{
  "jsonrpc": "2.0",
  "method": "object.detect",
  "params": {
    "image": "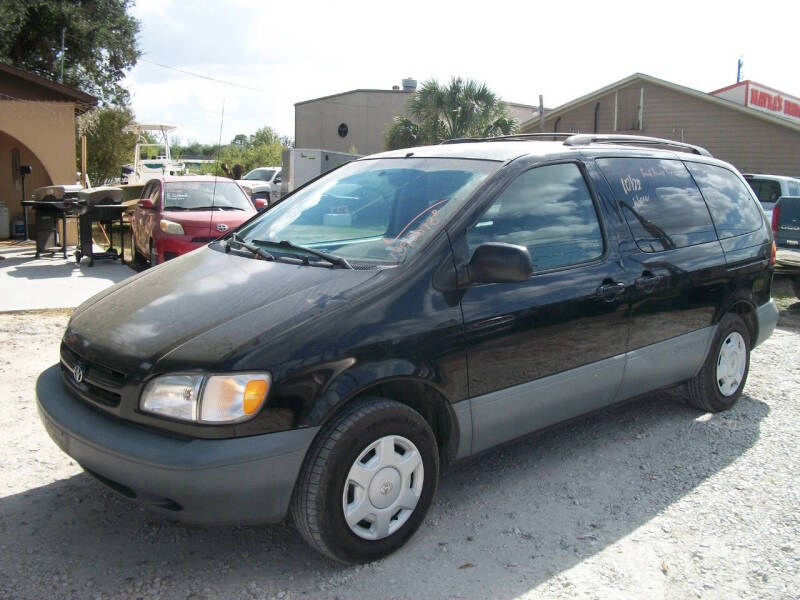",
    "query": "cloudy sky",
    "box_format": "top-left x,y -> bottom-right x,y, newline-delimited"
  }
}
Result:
124,0 -> 800,145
